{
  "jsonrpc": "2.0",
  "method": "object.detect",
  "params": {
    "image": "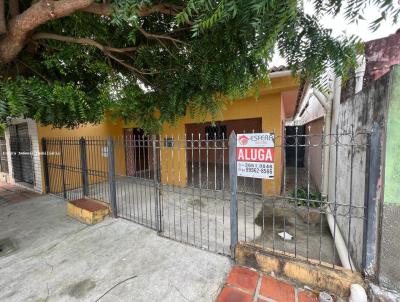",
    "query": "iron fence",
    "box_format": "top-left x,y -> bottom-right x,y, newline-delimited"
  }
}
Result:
42,125 -> 380,272
0,137 -> 8,174
235,127 -> 372,271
